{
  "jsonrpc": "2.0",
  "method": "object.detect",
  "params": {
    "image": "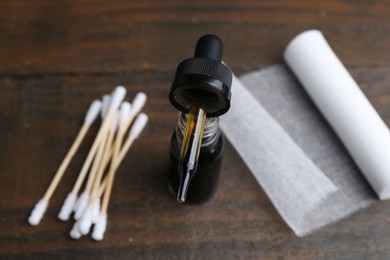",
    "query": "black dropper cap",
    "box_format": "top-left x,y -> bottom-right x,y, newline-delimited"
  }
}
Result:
169,34 -> 232,117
